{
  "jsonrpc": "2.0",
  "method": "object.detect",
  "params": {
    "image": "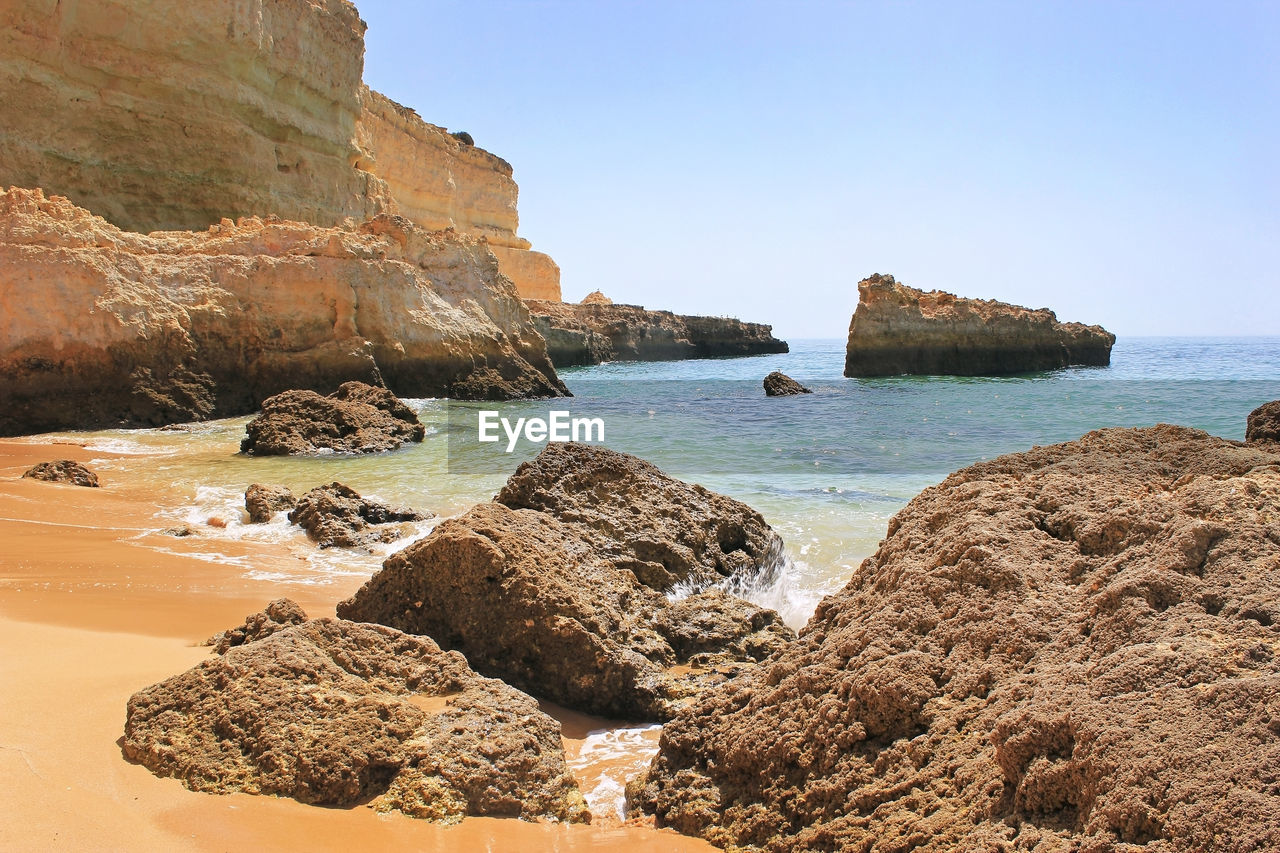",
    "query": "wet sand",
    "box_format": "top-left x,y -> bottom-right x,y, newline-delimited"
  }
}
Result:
0,439 -> 714,851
